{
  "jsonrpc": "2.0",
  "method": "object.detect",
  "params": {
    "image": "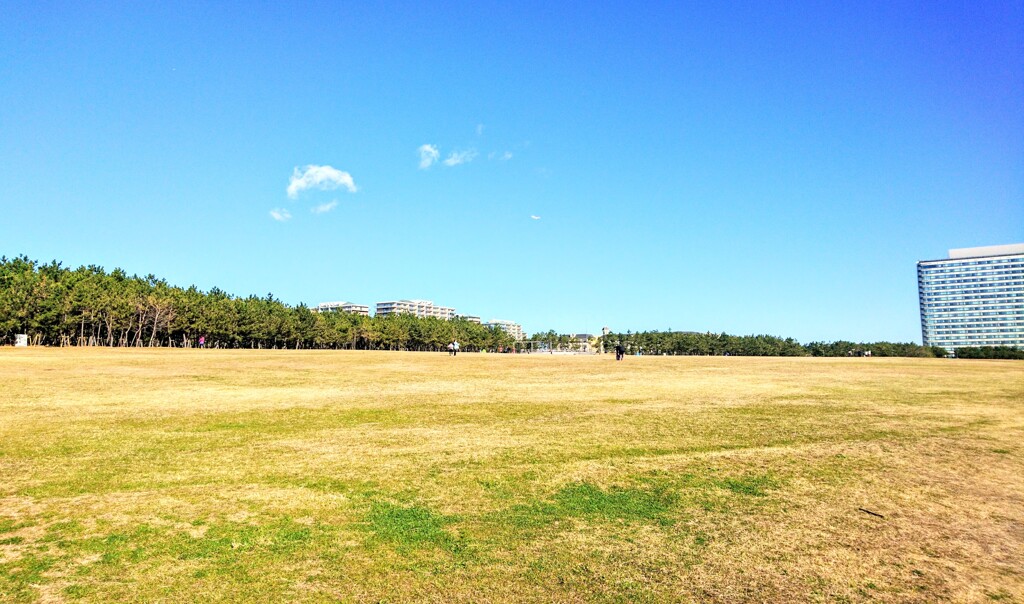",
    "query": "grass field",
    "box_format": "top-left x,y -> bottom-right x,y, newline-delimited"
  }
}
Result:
0,349 -> 1021,603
